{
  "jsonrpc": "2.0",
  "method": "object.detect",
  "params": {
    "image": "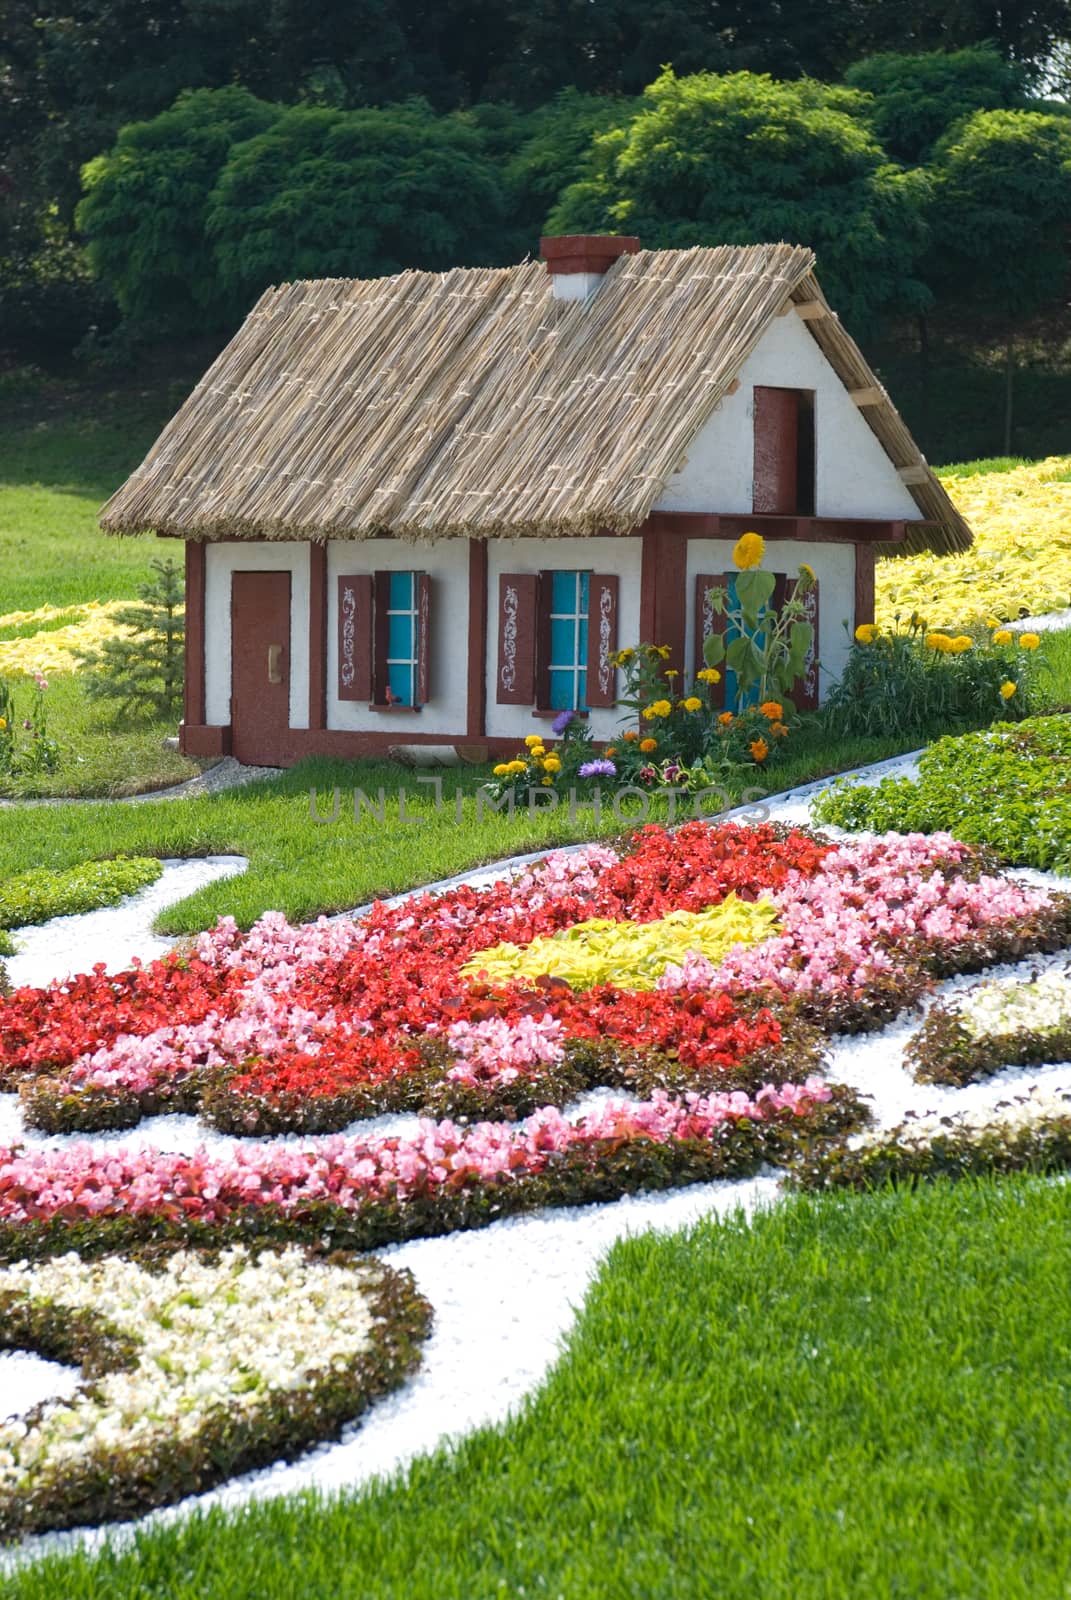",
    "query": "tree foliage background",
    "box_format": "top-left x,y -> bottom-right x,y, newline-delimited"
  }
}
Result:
4,2 -> 1071,454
